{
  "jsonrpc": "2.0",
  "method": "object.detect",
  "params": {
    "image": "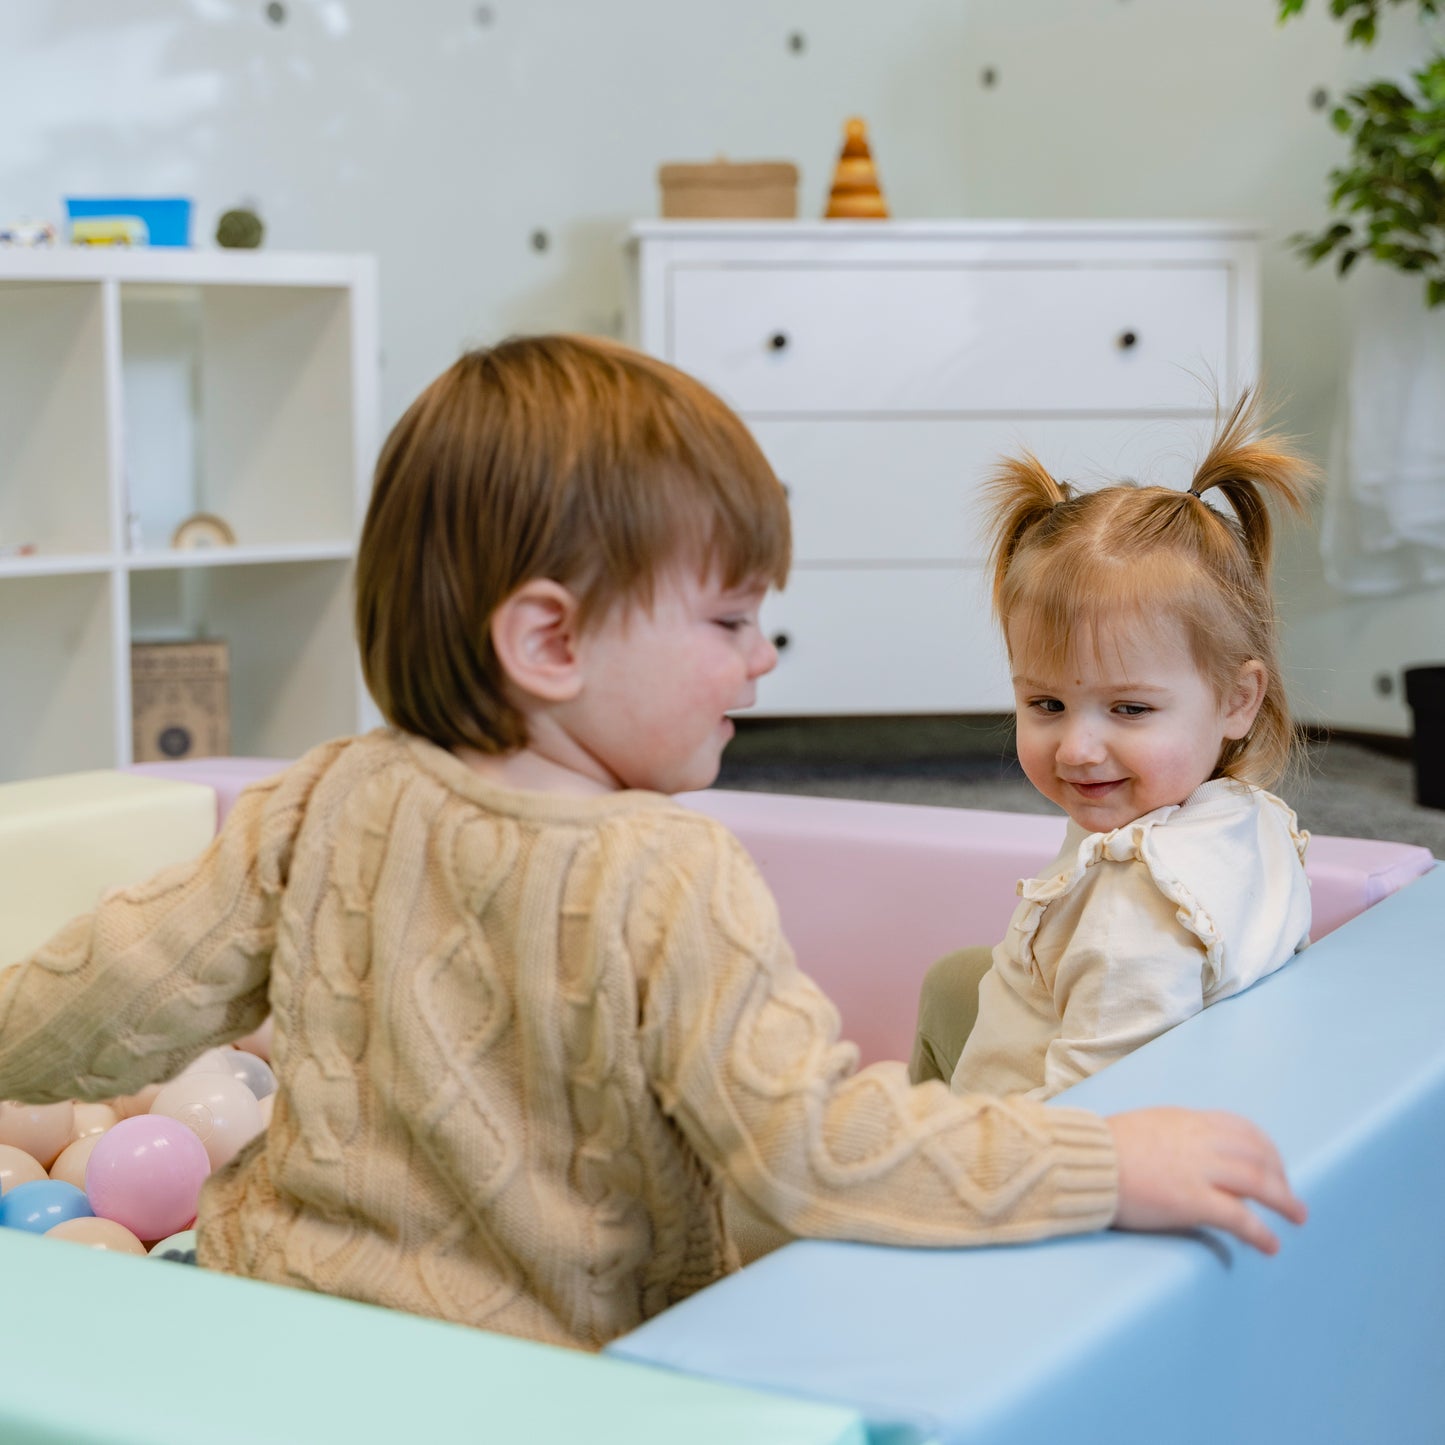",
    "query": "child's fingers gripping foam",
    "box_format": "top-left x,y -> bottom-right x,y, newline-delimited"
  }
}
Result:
1107,1107 -> 1307,1255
